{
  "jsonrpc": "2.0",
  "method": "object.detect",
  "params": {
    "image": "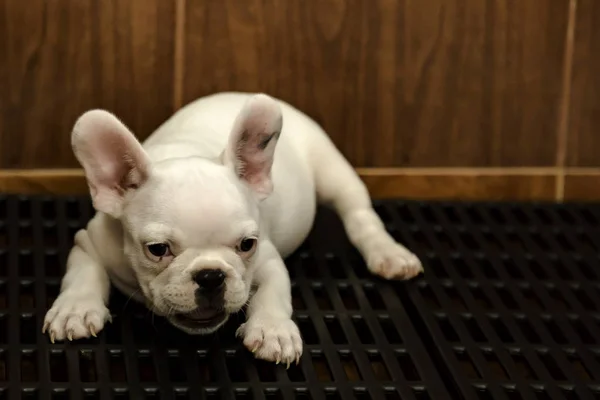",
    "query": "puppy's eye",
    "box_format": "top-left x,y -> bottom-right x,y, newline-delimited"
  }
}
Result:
237,237 -> 257,254
146,243 -> 171,259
